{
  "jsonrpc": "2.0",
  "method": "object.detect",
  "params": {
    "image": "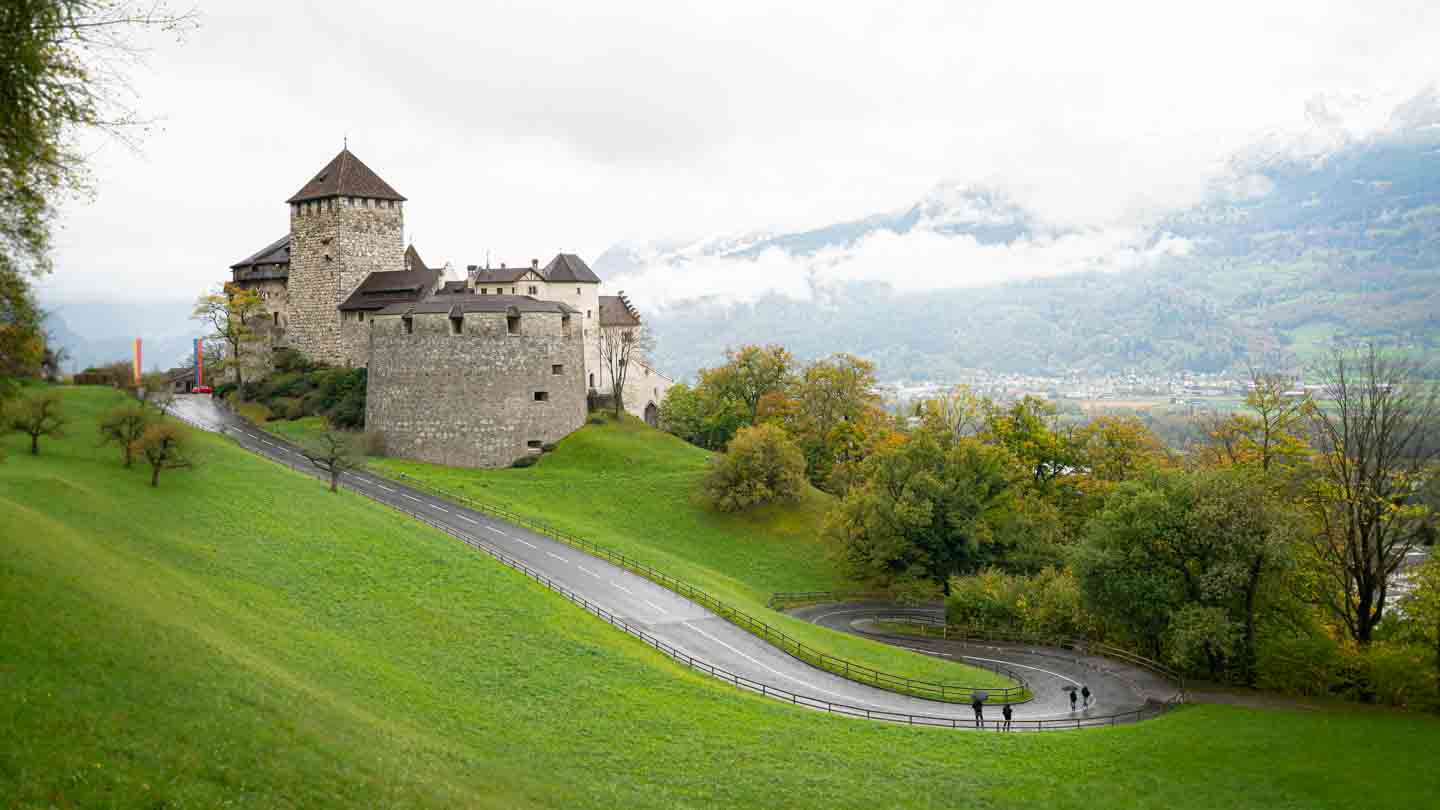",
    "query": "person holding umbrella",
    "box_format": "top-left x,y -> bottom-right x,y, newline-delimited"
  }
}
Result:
1081,684 -> 1092,708
1001,702 -> 1013,731
971,689 -> 988,728
1064,684 -> 1078,711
